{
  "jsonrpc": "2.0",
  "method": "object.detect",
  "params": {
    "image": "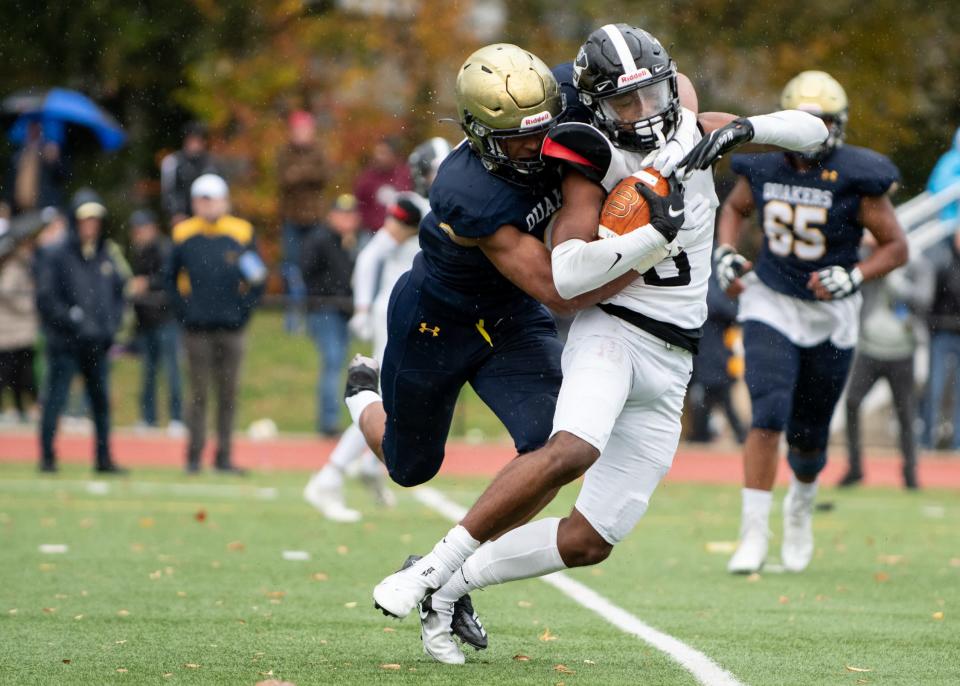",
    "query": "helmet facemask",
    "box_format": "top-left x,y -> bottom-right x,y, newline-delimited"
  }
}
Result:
796,111 -> 848,162
583,71 -> 679,153
462,110 -> 560,186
